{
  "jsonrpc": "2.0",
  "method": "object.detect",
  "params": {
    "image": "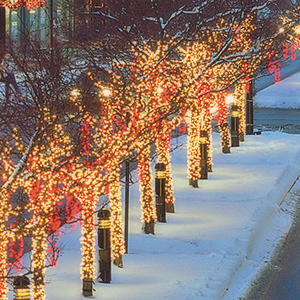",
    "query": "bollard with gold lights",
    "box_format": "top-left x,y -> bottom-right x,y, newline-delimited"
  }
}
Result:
97,208 -> 111,284
13,275 -> 30,300
199,131 -> 208,179
155,163 -> 166,223
231,105 -> 239,147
